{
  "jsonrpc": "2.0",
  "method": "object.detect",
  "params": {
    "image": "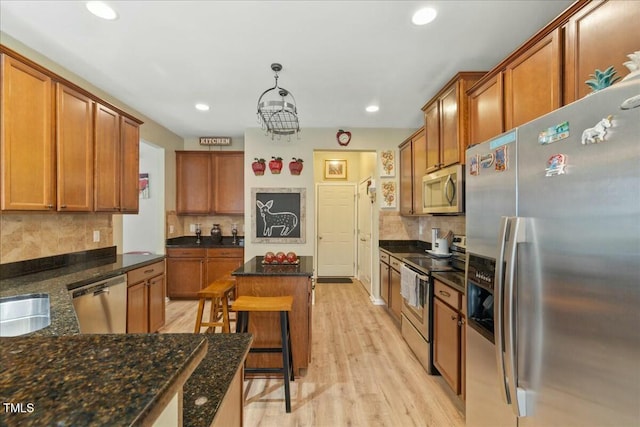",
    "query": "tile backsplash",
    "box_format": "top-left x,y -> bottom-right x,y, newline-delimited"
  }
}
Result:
379,211 -> 465,242
166,211 -> 245,238
0,213 -> 113,264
